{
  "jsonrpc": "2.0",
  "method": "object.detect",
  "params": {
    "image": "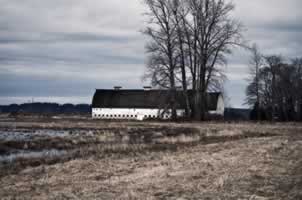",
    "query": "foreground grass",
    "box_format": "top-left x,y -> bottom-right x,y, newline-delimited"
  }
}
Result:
0,119 -> 302,199
1,138 -> 302,199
